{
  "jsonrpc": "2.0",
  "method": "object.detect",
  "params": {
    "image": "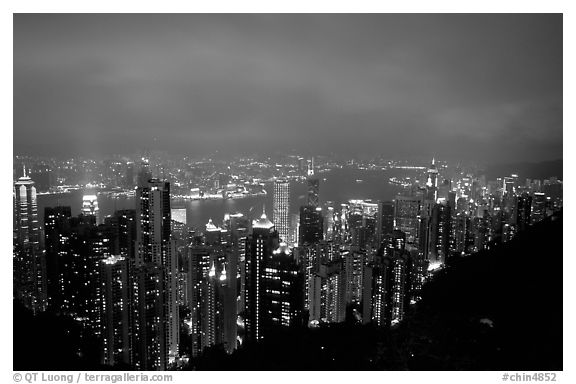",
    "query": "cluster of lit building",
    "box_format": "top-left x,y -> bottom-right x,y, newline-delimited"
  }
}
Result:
13,156 -> 562,370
